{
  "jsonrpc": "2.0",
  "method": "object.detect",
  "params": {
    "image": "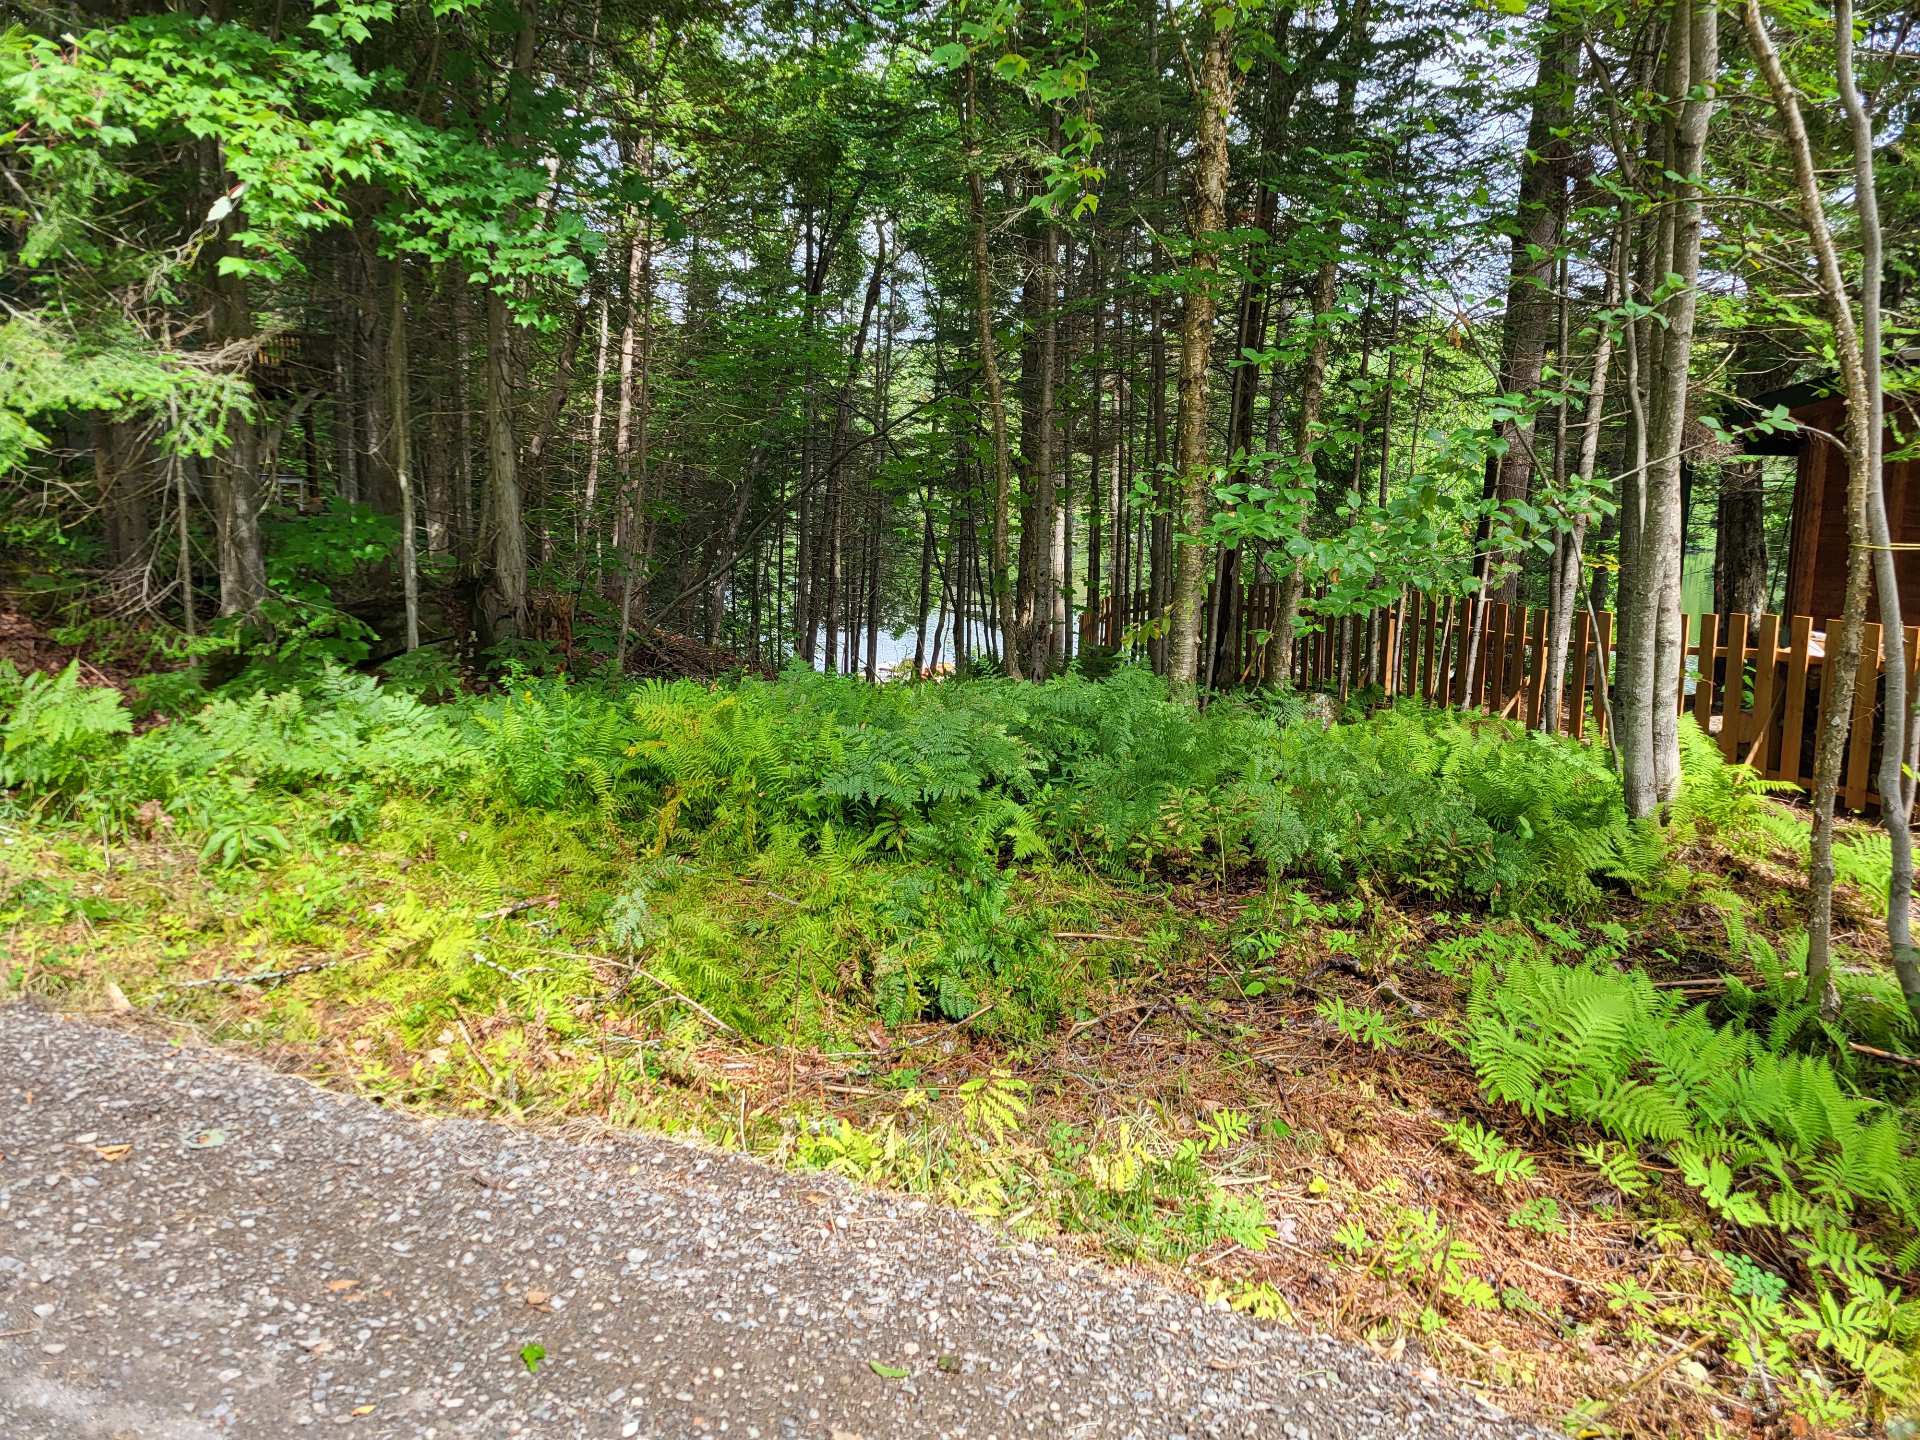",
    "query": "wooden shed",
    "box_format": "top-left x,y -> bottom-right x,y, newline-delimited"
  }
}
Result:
1749,383 -> 1920,627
